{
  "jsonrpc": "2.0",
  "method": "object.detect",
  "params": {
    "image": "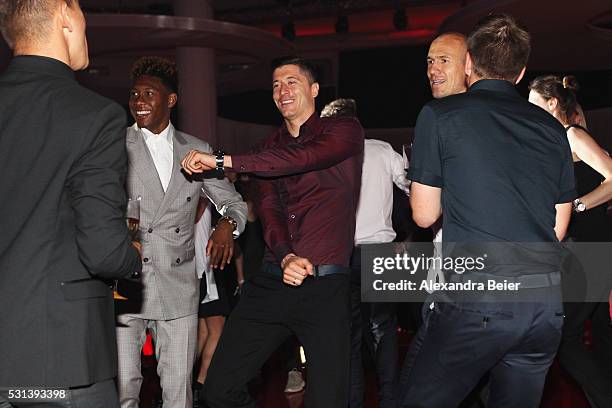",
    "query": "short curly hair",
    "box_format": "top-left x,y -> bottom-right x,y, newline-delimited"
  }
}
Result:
131,56 -> 178,93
